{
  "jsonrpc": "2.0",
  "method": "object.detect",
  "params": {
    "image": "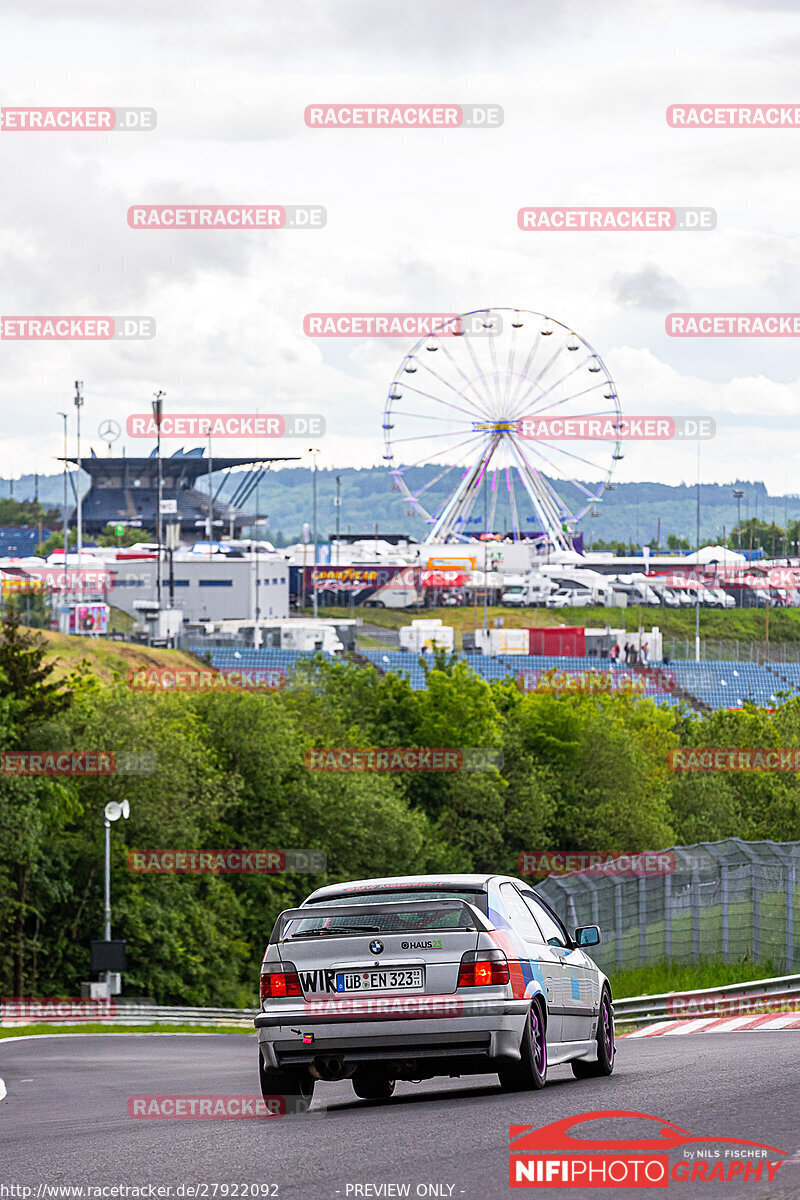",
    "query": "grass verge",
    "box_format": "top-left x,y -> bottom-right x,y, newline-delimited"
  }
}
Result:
317,604 -> 800,651
0,1022 -> 253,1038
608,958 -> 784,999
